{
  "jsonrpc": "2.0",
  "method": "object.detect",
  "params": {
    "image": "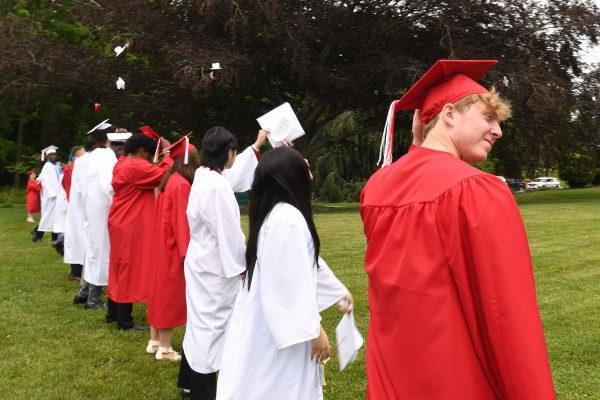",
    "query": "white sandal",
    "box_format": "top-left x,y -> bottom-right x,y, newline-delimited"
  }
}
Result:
146,340 -> 160,354
155,346 -> 182,362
